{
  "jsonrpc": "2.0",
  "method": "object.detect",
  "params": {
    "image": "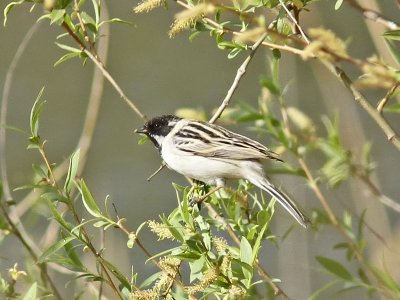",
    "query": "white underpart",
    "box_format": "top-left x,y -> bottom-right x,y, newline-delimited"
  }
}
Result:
160,119 -> 309,227
160,120 -> 263,185
152,135 -> 165,147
